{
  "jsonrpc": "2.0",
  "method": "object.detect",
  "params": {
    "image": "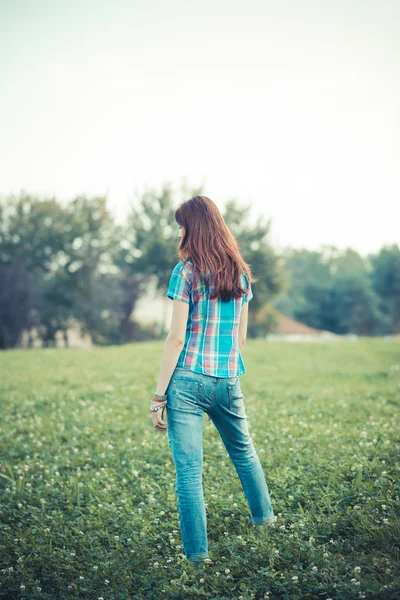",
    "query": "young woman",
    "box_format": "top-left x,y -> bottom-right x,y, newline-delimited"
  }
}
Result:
150,195 -> 276,564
